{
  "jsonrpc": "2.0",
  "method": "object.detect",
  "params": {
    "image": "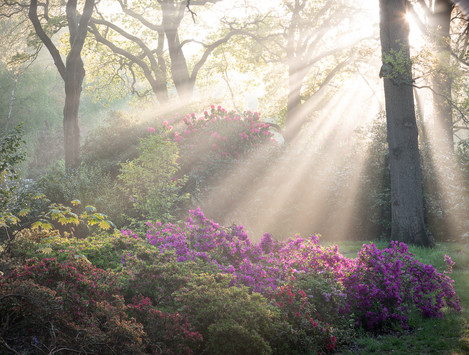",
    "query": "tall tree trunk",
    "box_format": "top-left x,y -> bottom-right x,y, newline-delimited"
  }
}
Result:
284,63 -> 306,144
28,0 -> 95,171
161,1 -> 193,99
431,0 -> 454,148
379,0 -> 432,246
63,55 -> 85,170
